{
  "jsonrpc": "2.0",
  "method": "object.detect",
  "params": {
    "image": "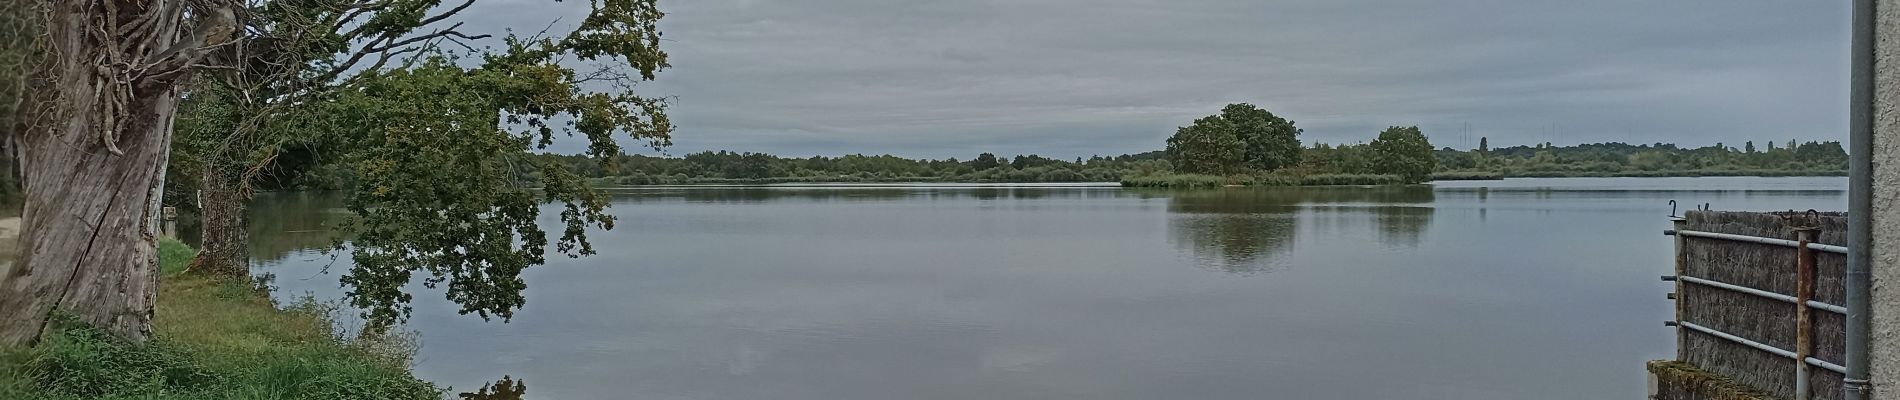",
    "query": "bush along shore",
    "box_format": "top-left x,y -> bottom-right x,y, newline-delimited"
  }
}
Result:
0,239 -> 441,400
